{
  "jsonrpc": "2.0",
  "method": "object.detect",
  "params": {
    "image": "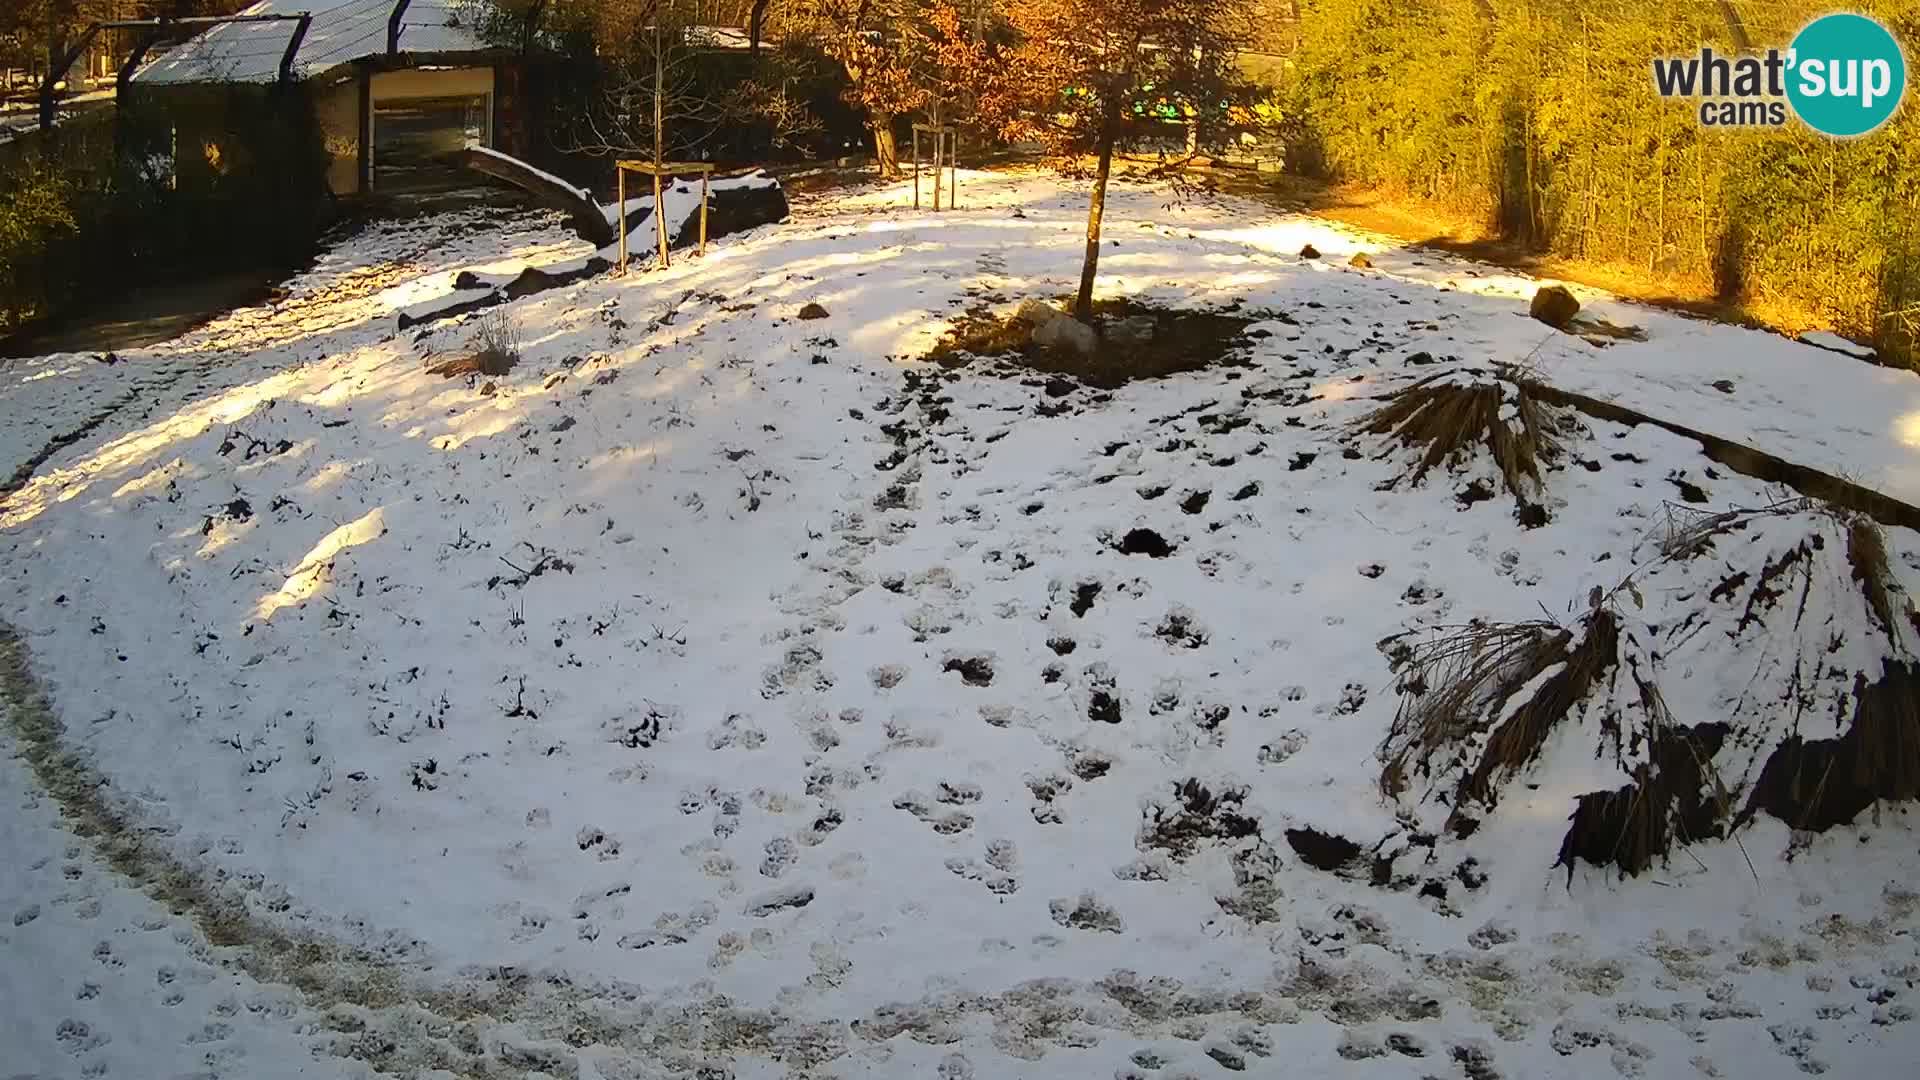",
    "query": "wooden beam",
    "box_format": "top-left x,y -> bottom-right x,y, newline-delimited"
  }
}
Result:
355,62 -> 372,194
98,14 -> 311,29
387,0 -> 413,56
39,24 -> 100,132
653,170 -> 668,267
280,14 -> 312,83
117,21 -> 167,98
